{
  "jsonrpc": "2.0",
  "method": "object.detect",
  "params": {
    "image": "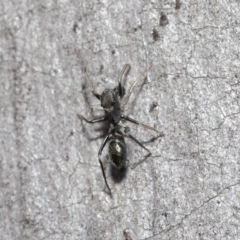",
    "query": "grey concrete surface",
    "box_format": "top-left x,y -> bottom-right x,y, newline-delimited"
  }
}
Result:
1,0 -> 240,239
